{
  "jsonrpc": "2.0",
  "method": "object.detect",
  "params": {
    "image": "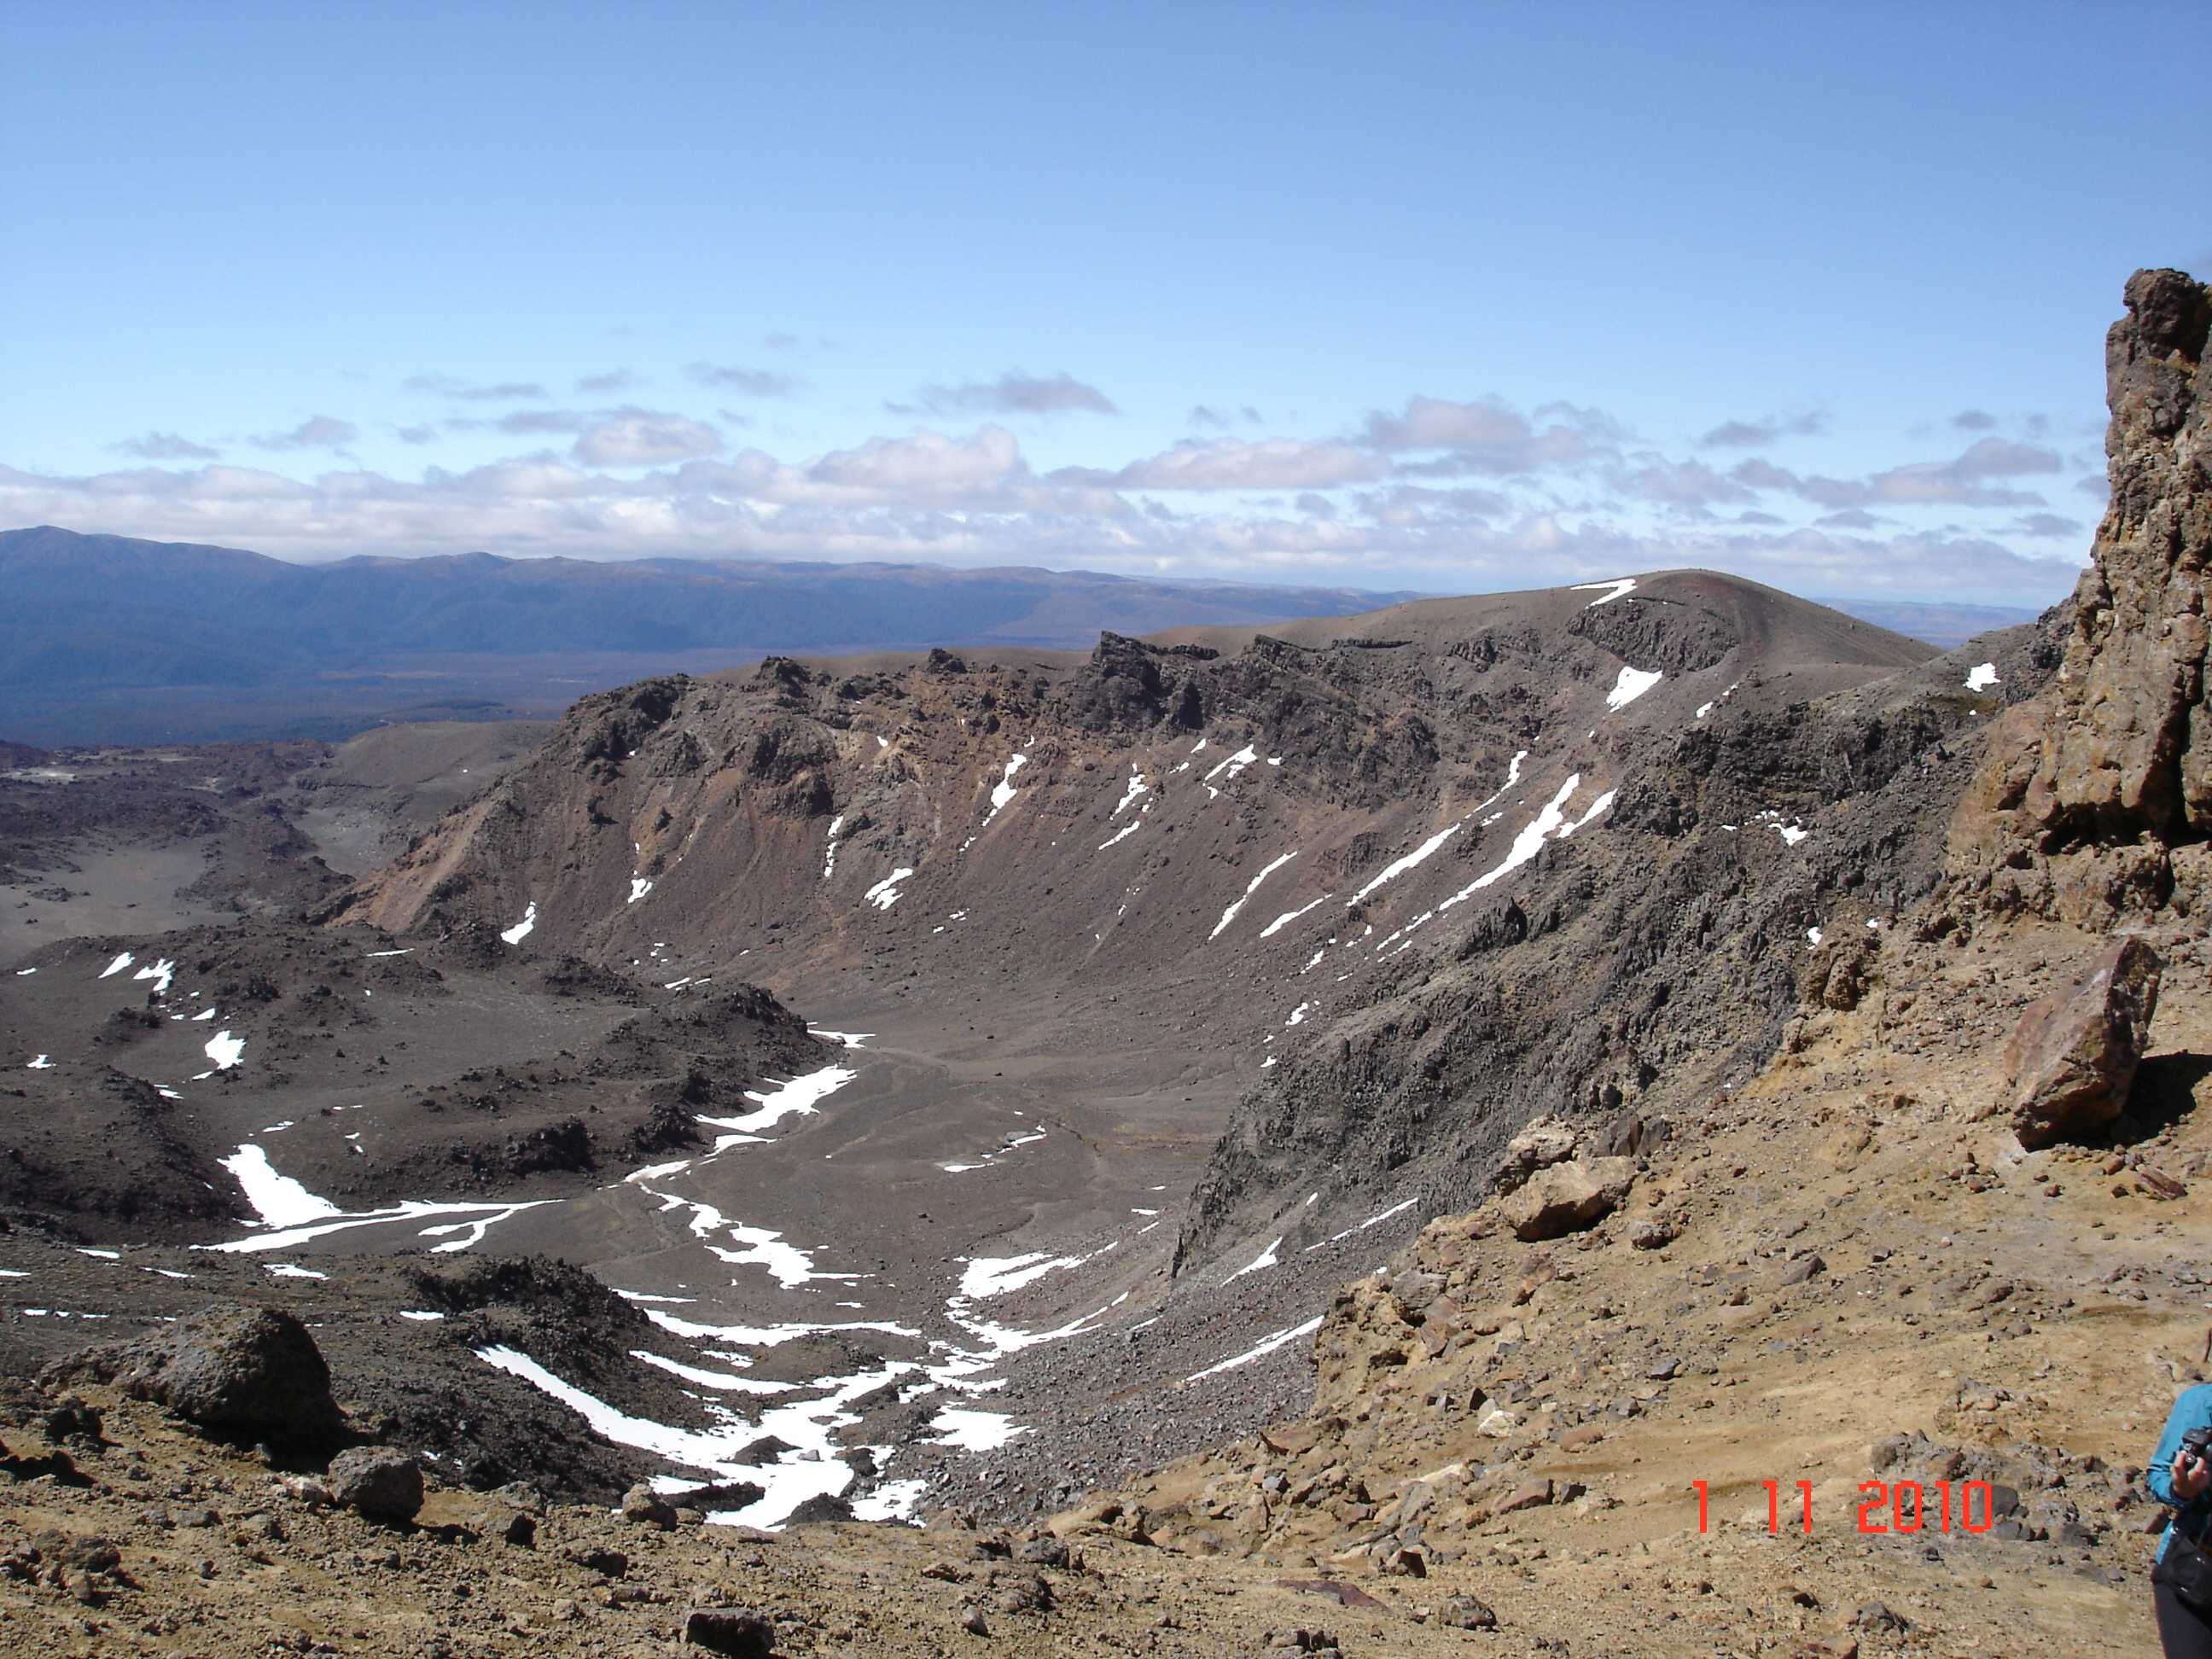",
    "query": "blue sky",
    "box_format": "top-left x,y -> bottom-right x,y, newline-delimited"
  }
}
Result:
3,2 -> 2204,603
